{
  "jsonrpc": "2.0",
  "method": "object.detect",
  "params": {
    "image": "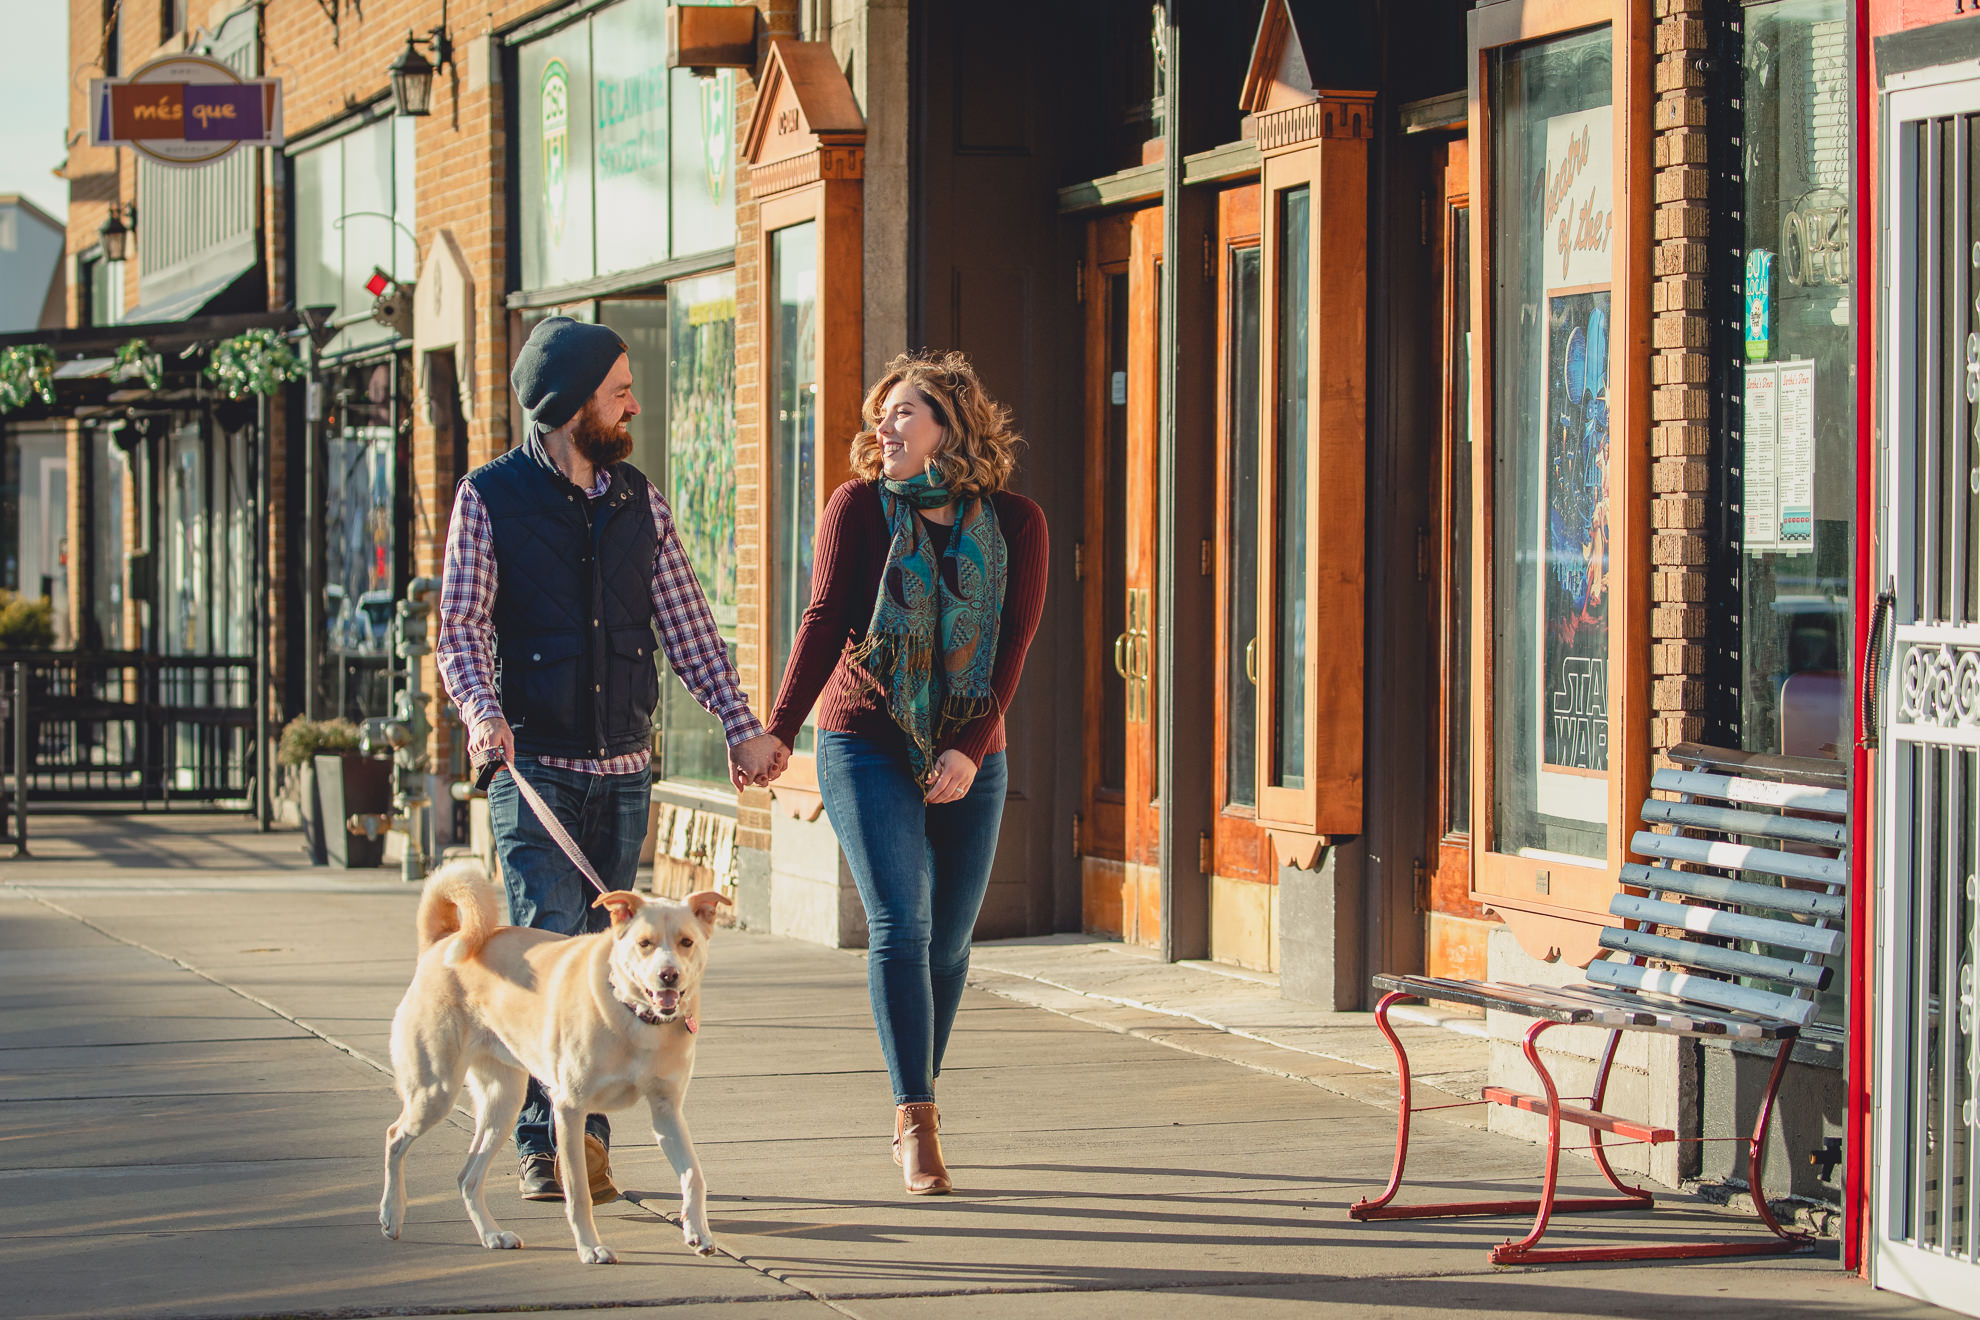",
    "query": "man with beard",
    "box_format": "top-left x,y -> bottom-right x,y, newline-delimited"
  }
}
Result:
437,316 -> 787,1203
